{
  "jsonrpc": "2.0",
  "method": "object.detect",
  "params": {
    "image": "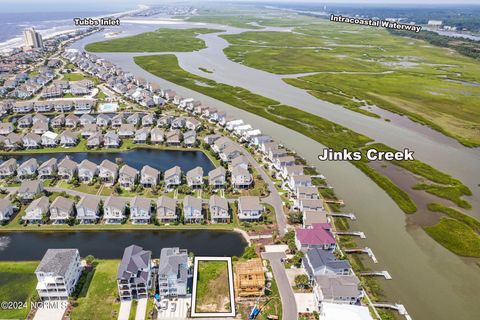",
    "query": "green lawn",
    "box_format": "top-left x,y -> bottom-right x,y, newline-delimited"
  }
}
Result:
85,28 -> 223,53
195,260 -> 231,313
424,218 -> 480,257
0,261 -> 38,319
62,72 -> 88,81
70,260 -> 120,320
221,20 -> 480,147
